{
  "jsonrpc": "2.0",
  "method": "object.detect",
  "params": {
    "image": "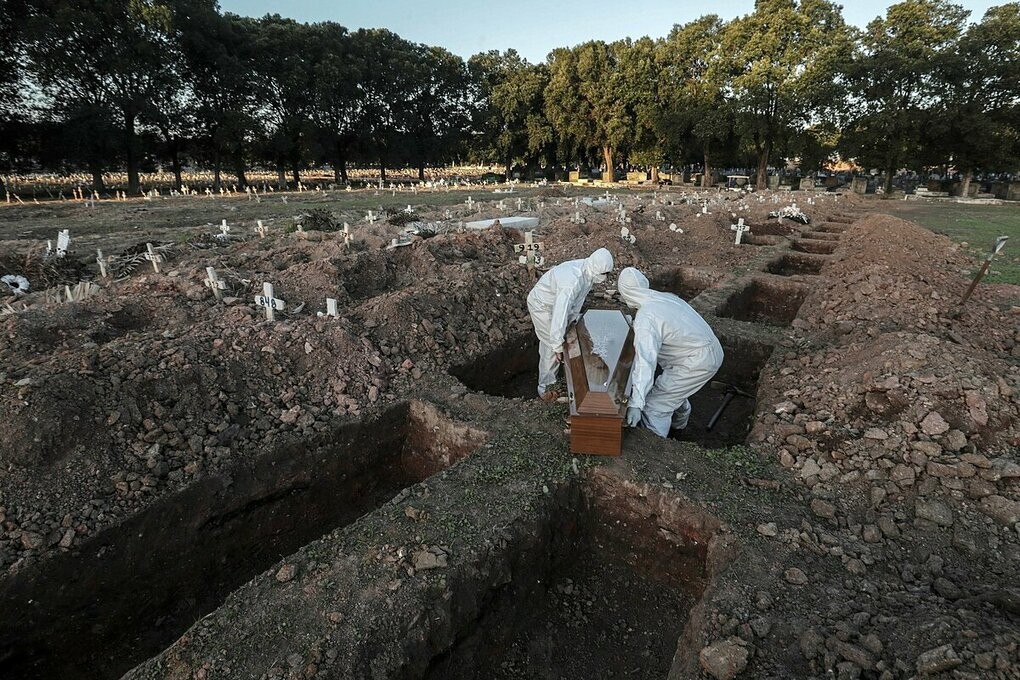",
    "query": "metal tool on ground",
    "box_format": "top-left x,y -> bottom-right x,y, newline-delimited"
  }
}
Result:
959,236 -> 1008,307
706,380 -> 755,431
